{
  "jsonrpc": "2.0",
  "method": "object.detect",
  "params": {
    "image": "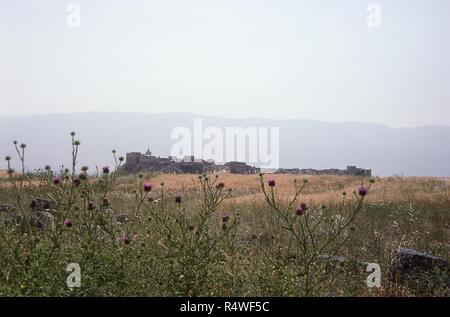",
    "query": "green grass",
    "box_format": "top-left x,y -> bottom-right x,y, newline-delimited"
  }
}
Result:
0,171 -> 448,297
